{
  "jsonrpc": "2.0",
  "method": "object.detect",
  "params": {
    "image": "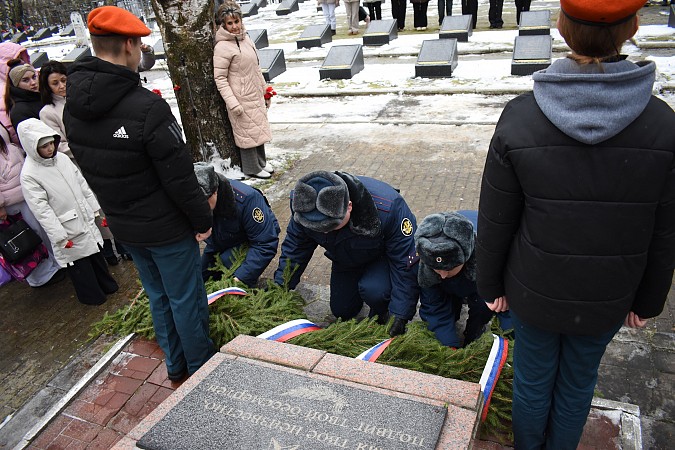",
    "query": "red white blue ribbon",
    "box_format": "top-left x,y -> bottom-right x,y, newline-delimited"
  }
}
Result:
257,319 -> 322,342
207,287 -> 248,305
355,338 -> 394,362
478,334 -> 509,422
